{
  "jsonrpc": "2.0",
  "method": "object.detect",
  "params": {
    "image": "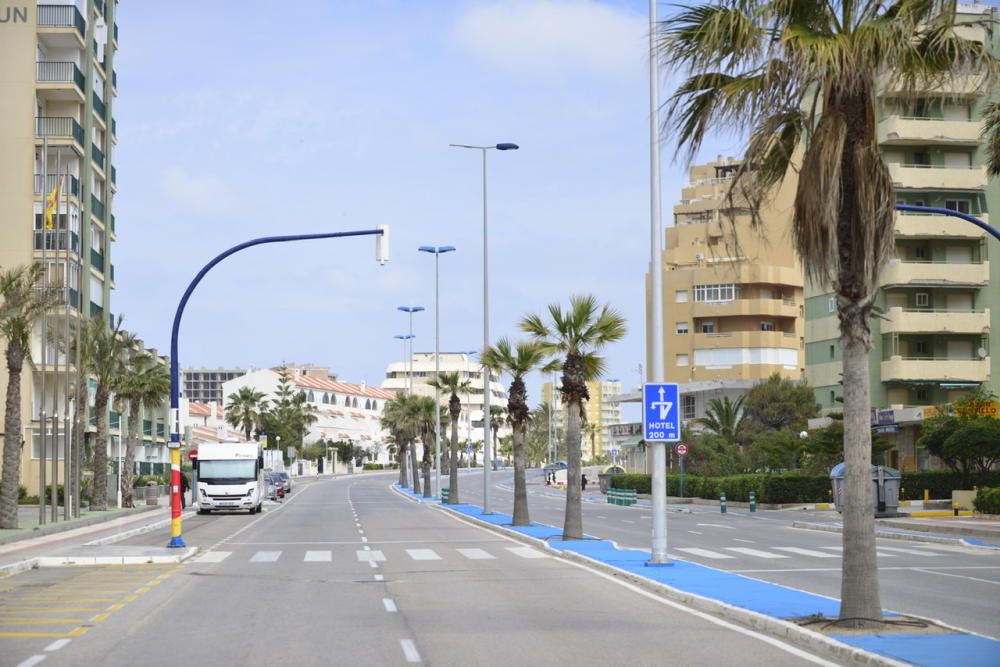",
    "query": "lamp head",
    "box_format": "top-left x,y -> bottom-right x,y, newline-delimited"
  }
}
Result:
496,143 -> 519,151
